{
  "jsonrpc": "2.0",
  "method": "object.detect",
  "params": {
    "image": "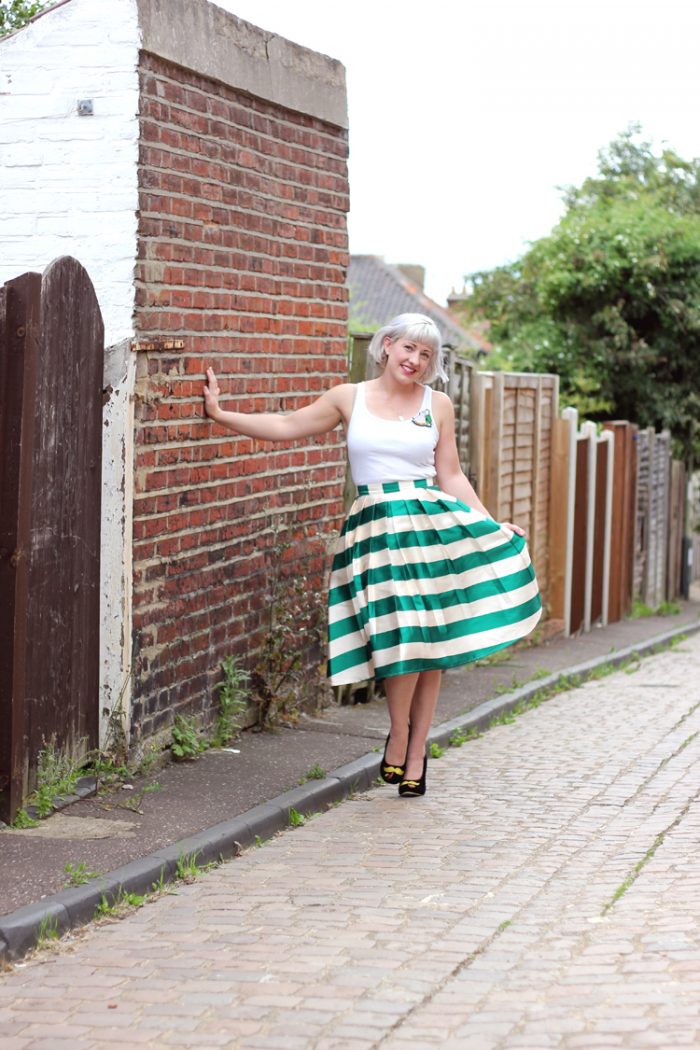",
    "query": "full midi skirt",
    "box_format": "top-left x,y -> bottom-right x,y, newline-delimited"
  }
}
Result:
327,478 -> 542,686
